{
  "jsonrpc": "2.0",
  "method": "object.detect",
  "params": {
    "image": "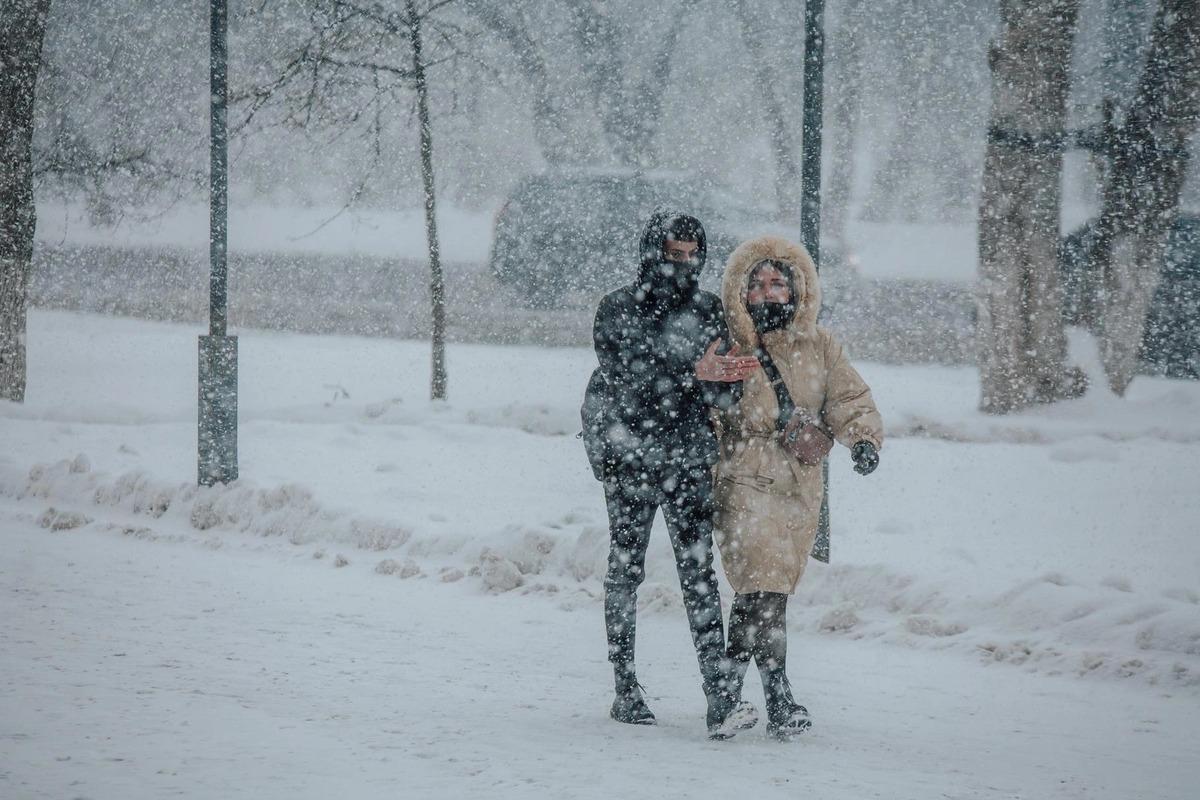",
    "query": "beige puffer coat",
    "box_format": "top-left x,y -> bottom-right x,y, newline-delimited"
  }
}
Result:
713,236 -> 883,595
